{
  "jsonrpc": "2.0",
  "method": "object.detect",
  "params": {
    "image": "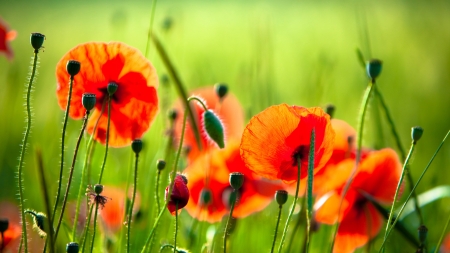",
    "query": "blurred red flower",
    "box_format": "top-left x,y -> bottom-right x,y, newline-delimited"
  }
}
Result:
0,202 -> 21,253
165,174 -> 190,215
172,86 -> 244,162
56,42 -> 159,147
0,18 -> 16,61
184,140 -> 281,223
314,148 -> 402,253
240,104 -> 335,183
